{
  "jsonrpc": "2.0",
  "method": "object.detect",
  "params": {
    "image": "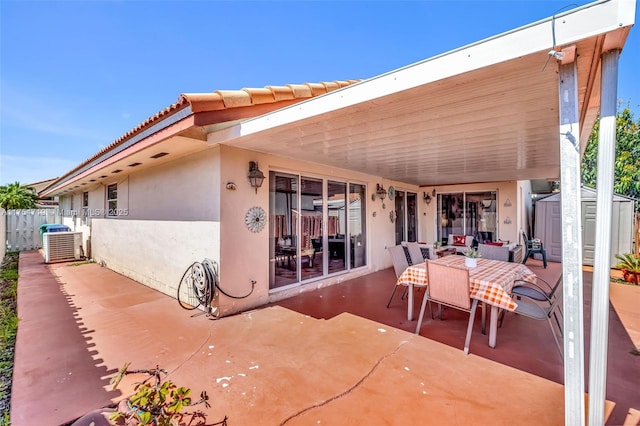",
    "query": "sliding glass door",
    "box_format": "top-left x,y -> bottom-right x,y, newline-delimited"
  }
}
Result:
437,191 -> 497,244
395,190 -> 418,245
269,171 -> 367,290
